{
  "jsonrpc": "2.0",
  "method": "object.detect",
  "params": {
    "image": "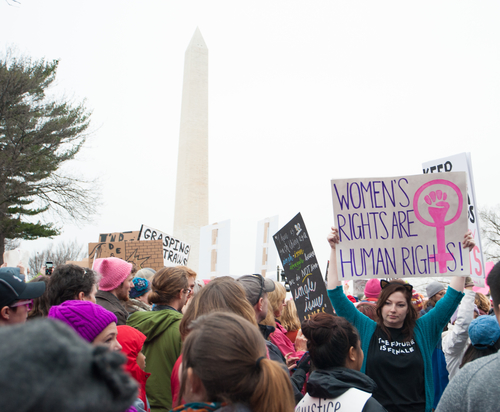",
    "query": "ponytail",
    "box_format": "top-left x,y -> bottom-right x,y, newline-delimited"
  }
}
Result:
250,357 -> 295,412
180,311 -> 295,412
